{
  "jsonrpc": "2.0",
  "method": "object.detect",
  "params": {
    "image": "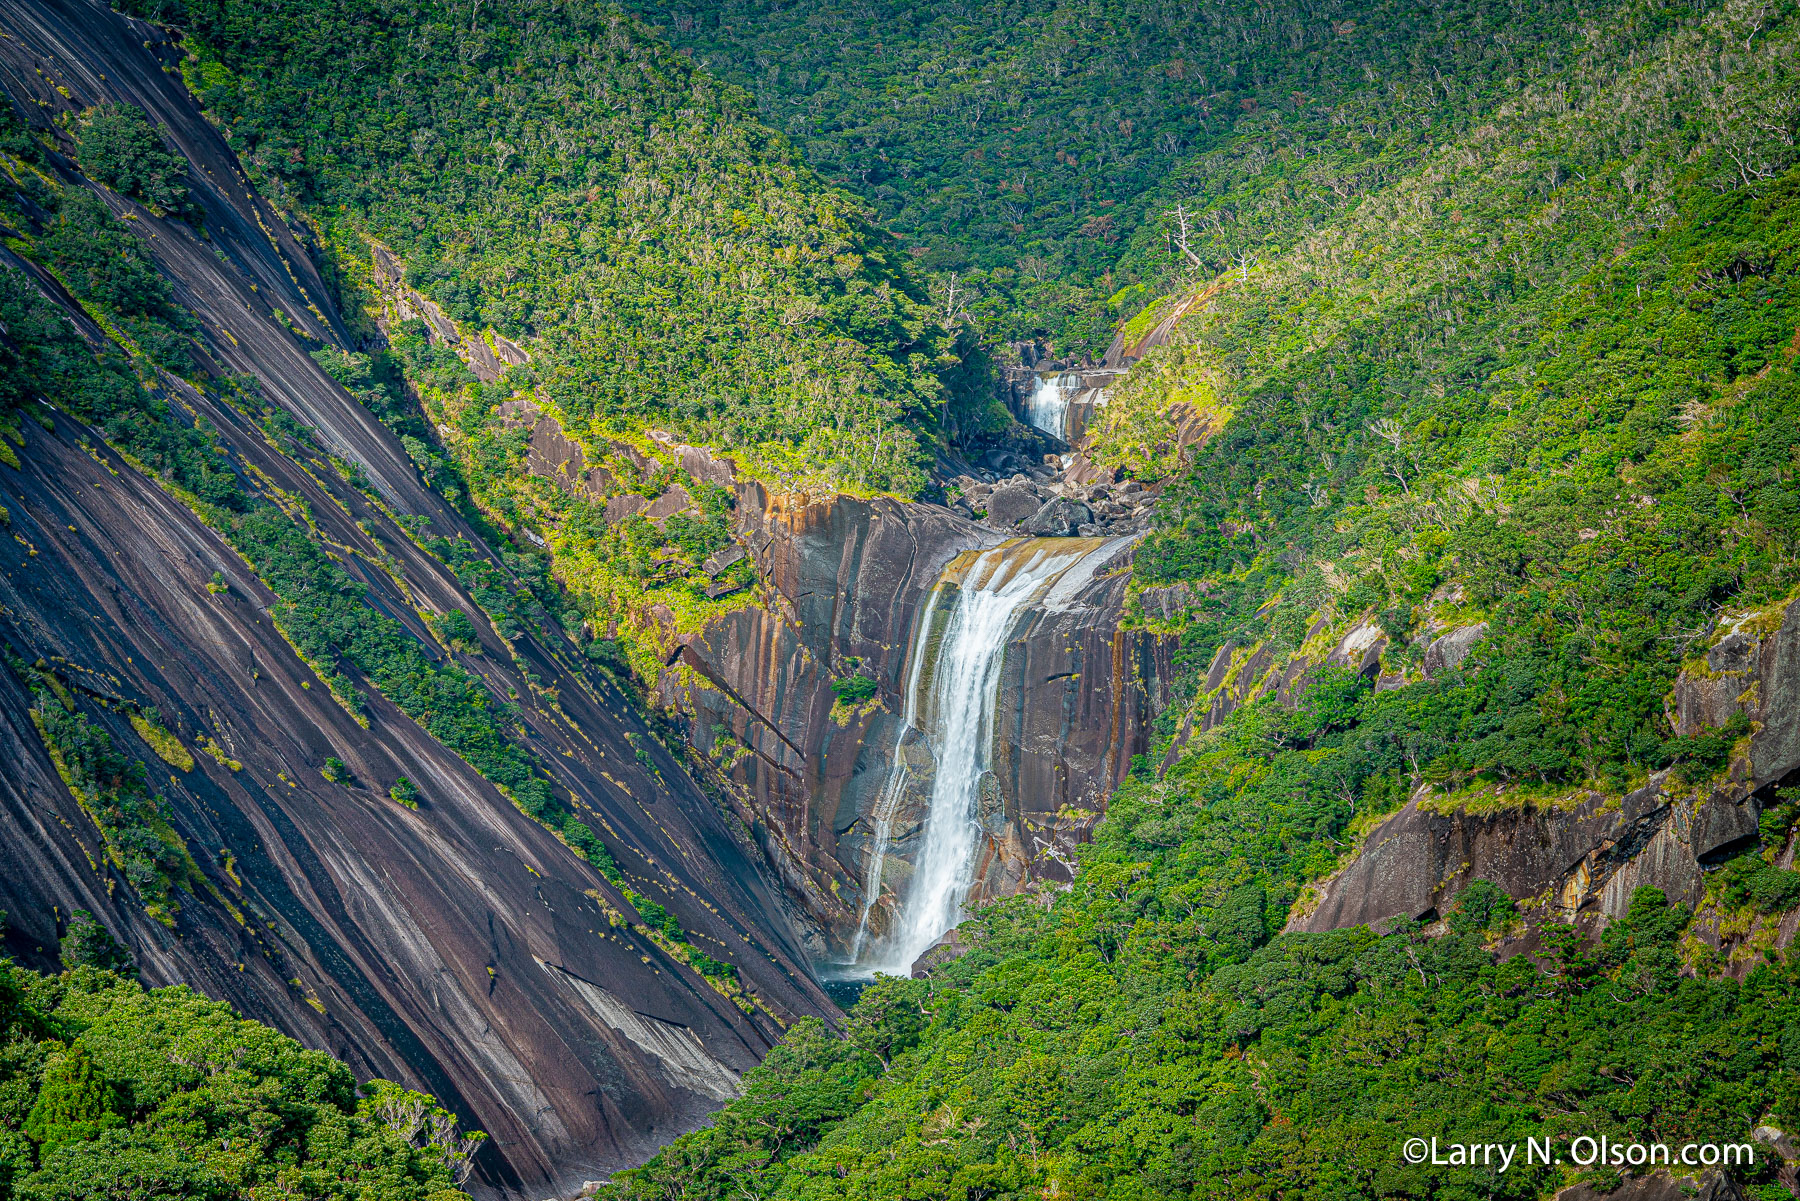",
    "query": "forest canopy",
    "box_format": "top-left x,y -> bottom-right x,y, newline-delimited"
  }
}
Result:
152,0 -> 982,495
